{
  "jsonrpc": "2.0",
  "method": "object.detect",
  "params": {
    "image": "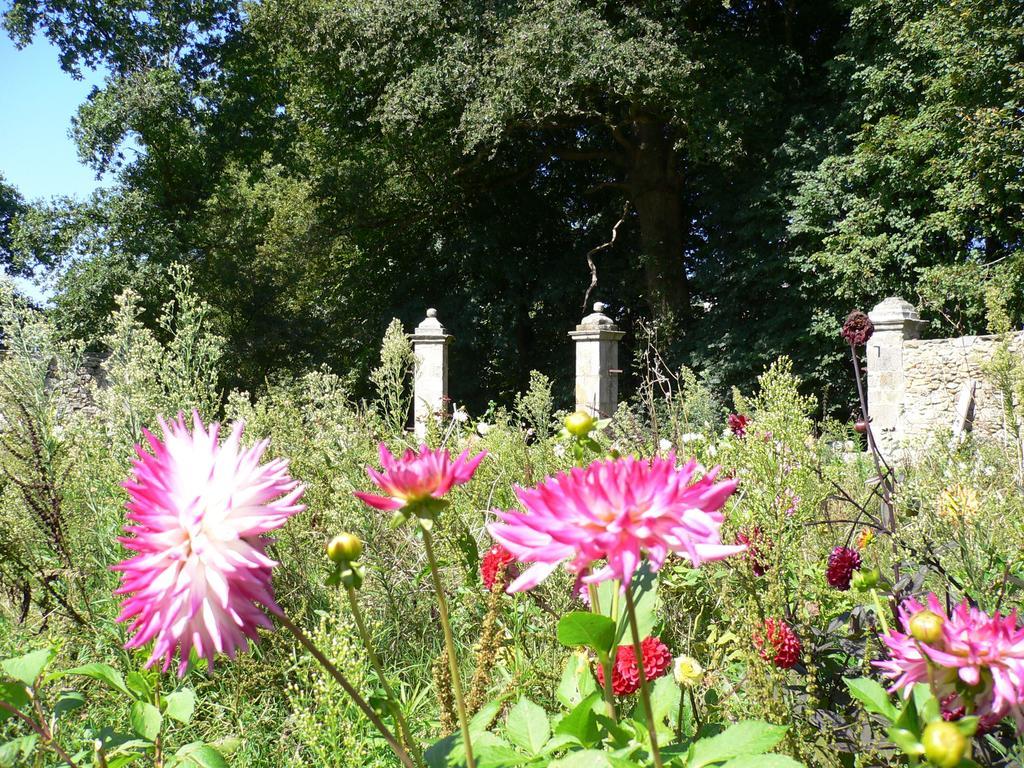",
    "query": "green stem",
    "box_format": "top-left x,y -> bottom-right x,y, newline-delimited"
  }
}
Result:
277,612 -> 416,768
589,583 -> 617,721
624,587 -> 663,768
345,585 -> 424,768
422,529 -> 476,768
869,589 -> 891,635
